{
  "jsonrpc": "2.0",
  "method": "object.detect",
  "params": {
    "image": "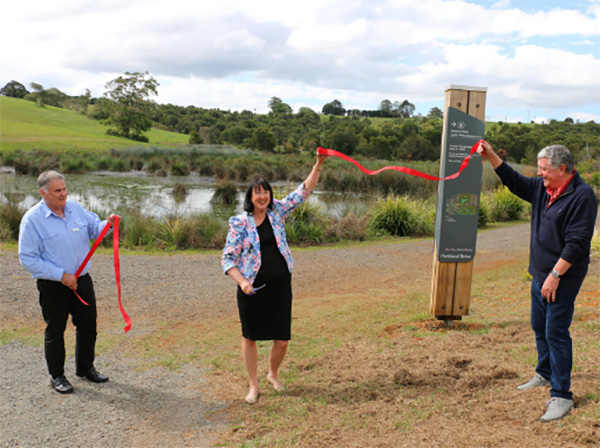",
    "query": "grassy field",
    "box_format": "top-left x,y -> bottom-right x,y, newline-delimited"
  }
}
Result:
0,96 -> 189,152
